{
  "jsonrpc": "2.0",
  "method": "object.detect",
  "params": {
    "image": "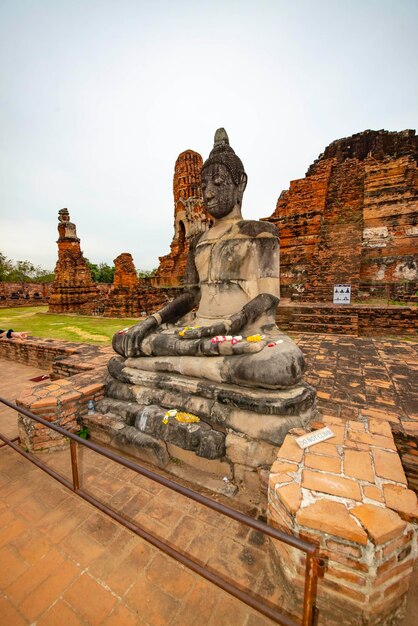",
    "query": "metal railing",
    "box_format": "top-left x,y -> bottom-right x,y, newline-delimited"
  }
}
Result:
0,396 -> 320,626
